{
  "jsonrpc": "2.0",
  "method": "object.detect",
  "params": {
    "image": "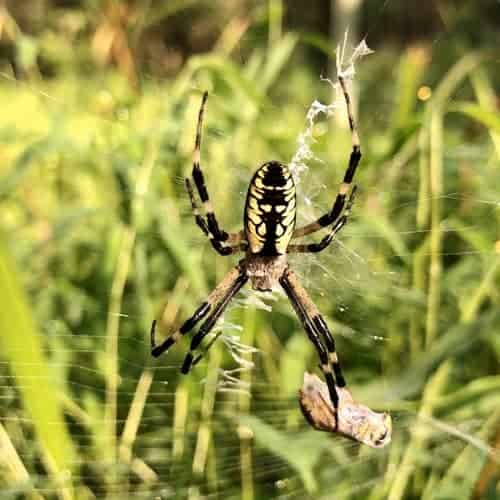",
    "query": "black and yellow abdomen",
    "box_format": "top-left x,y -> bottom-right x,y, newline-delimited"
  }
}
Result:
244,161 -> 296,255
